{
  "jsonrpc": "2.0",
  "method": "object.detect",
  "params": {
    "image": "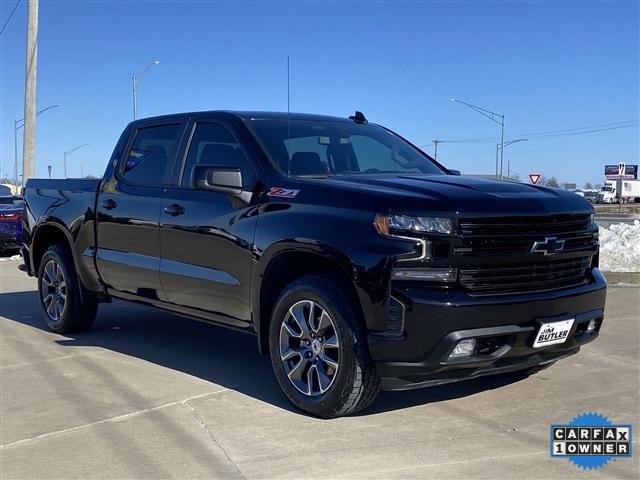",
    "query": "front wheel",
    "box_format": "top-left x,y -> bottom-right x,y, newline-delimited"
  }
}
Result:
37,245 -> 98,333
269,275 -> 380,418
